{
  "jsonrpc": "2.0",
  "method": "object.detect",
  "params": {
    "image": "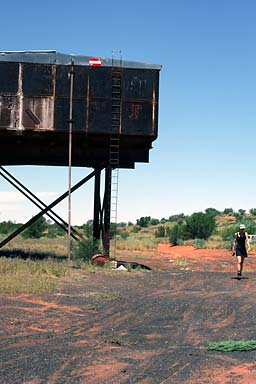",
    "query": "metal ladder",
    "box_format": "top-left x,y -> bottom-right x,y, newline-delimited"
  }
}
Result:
109,51 -> 122,259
